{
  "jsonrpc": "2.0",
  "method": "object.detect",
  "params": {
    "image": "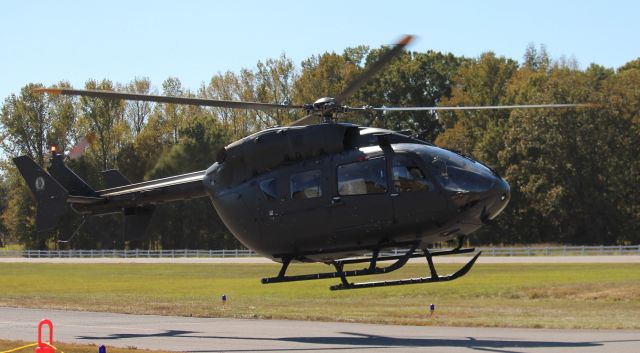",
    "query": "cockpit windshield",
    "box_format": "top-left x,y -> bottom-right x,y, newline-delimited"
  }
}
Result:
395,144 -> 496,193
